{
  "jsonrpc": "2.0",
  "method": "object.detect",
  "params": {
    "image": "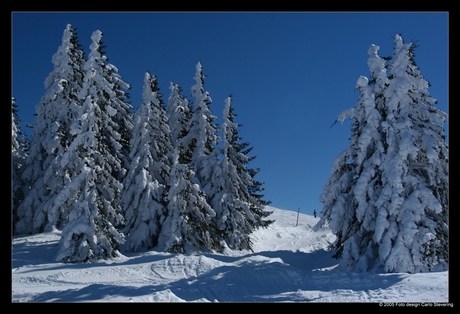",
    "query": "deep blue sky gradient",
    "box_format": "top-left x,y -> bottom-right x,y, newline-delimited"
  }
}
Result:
11,12 -> 449,215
